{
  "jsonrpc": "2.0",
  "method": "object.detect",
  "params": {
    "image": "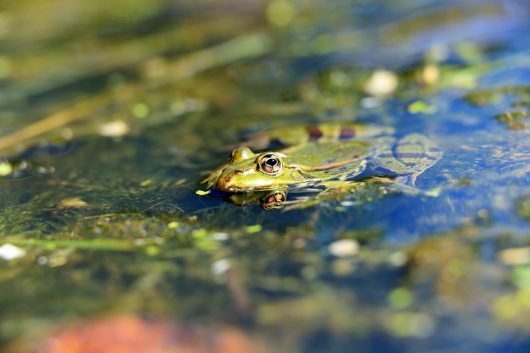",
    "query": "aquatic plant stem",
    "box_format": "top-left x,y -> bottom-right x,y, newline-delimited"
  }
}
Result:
0,95 -> 110,153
